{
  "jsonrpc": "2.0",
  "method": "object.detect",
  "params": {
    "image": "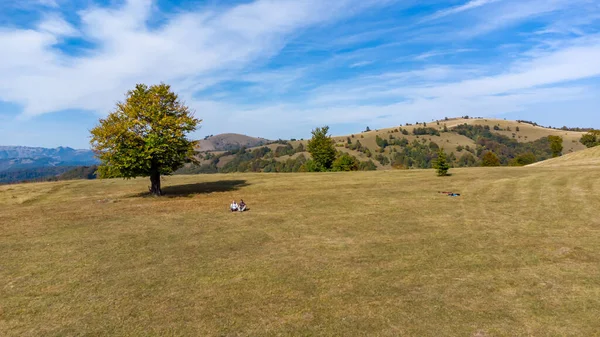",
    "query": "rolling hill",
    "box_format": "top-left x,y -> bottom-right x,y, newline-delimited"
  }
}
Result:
196,133 -> 269,152
188,117 -> 592,173
528,145 -> 600,167
2,117 -> 595,183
